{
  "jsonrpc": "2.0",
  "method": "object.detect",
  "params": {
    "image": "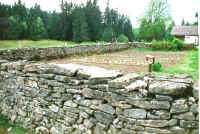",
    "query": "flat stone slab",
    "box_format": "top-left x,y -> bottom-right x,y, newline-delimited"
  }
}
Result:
108,73 -> 142,88
54,63 -> 122,79
149,80 -> 192,96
